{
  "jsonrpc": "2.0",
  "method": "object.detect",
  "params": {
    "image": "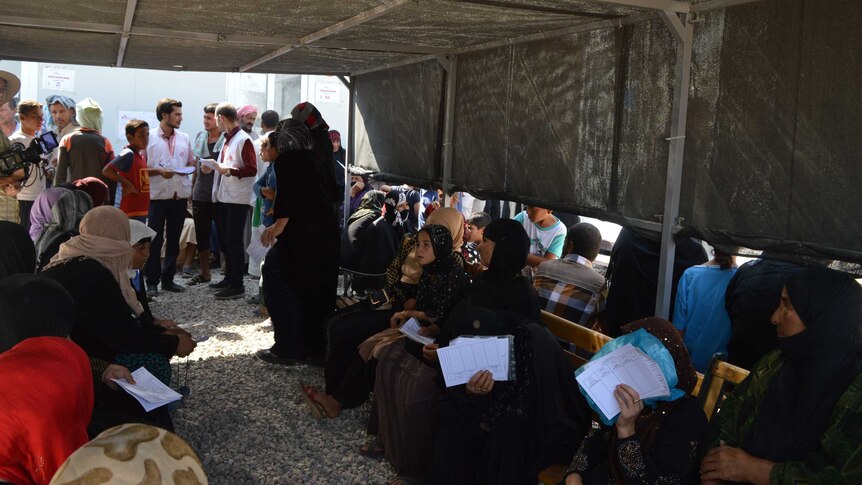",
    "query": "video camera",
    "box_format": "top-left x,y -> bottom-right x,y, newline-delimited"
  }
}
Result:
0,131 -> 58,178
